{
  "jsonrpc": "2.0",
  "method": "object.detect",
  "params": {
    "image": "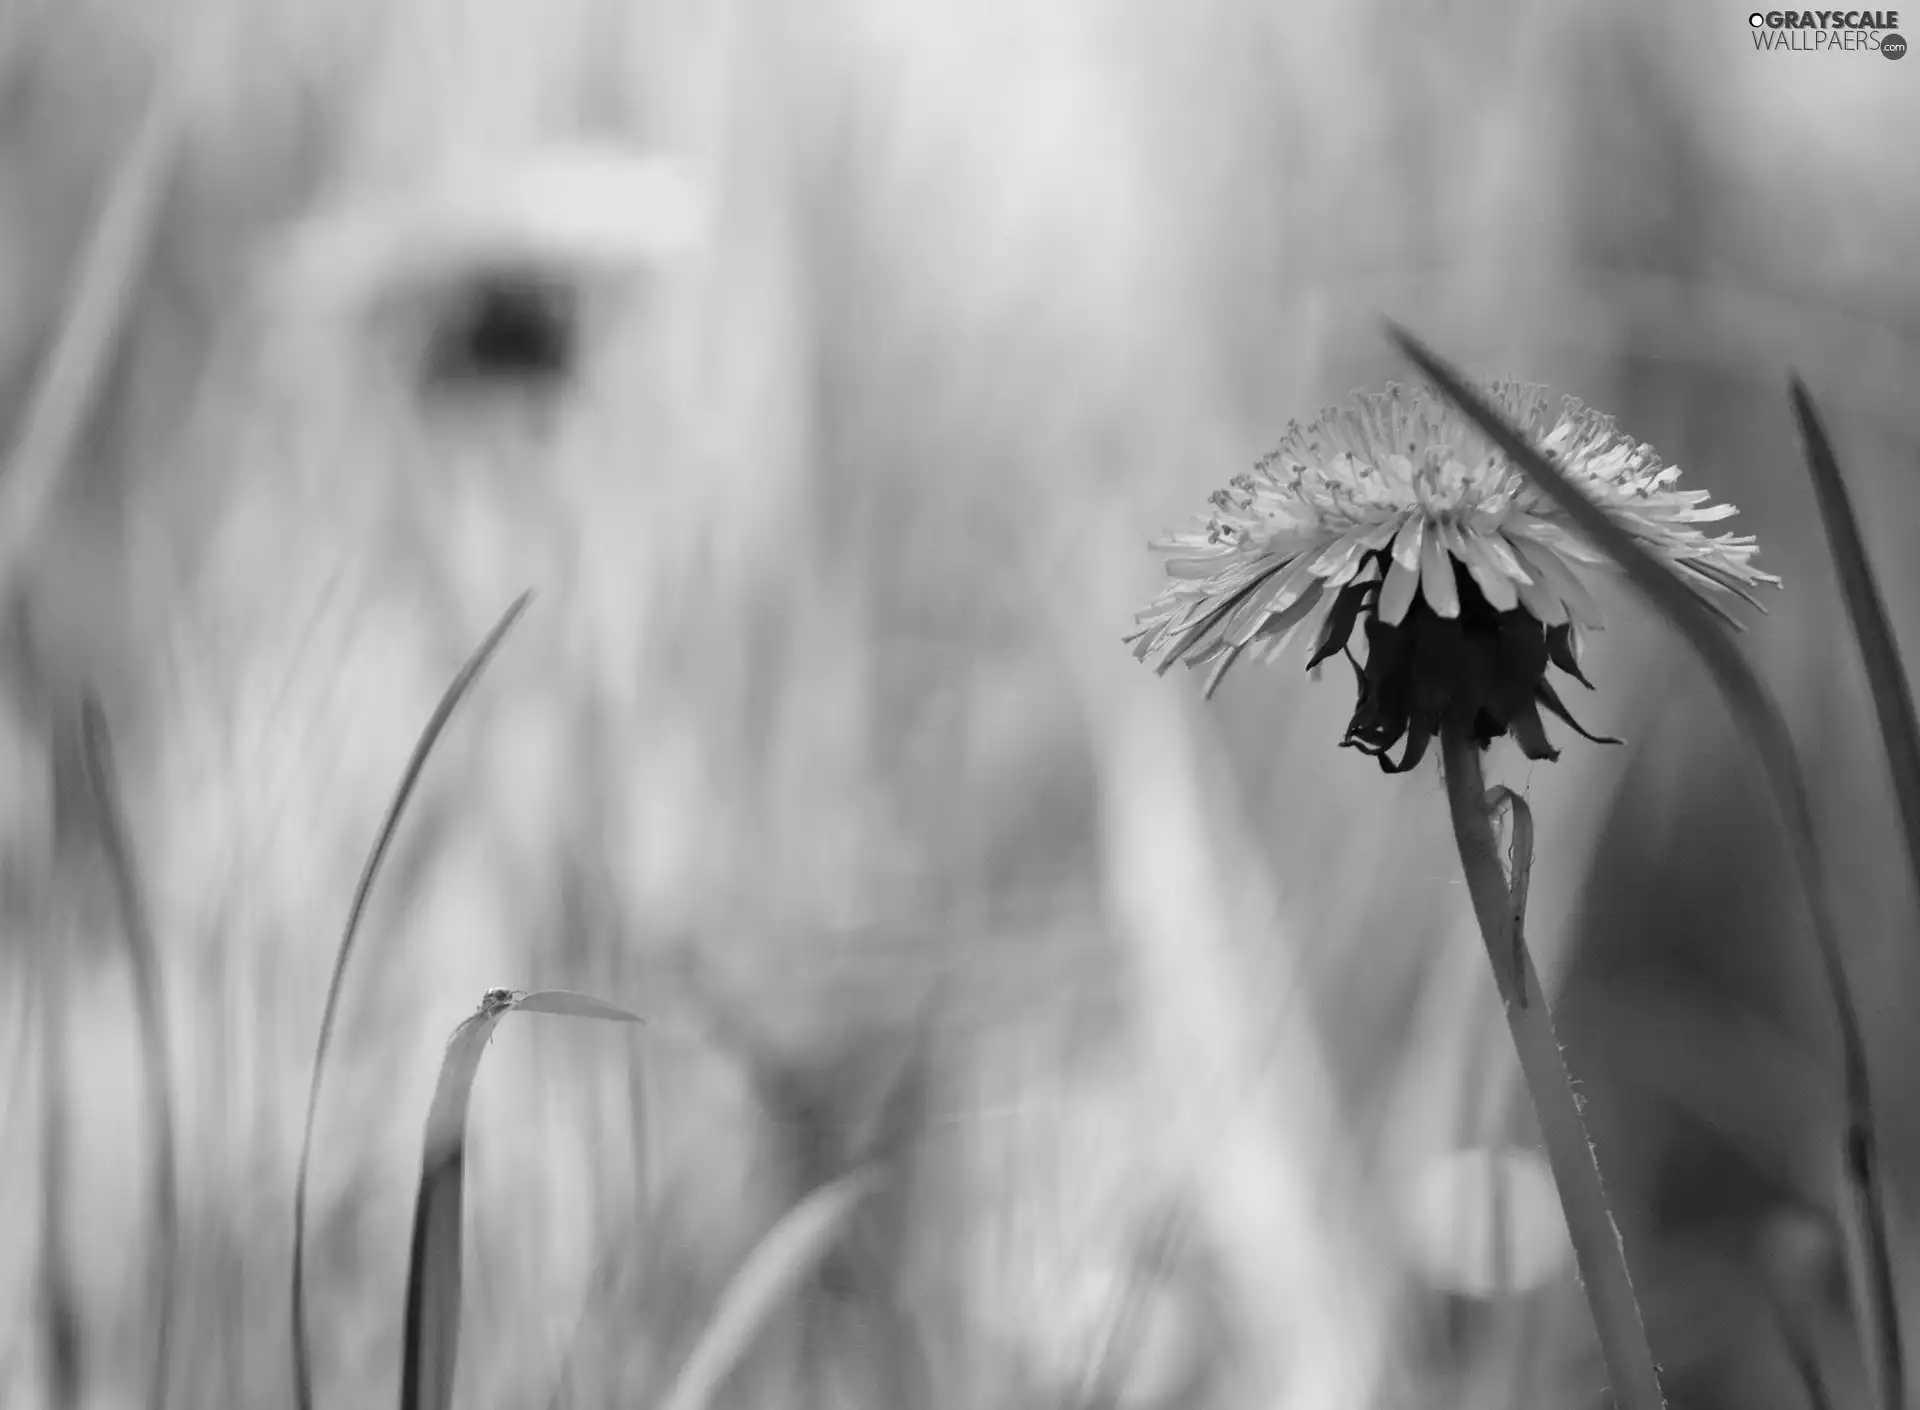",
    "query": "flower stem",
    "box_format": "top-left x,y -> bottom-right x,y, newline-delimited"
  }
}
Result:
1439,728 -> 1666,1410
